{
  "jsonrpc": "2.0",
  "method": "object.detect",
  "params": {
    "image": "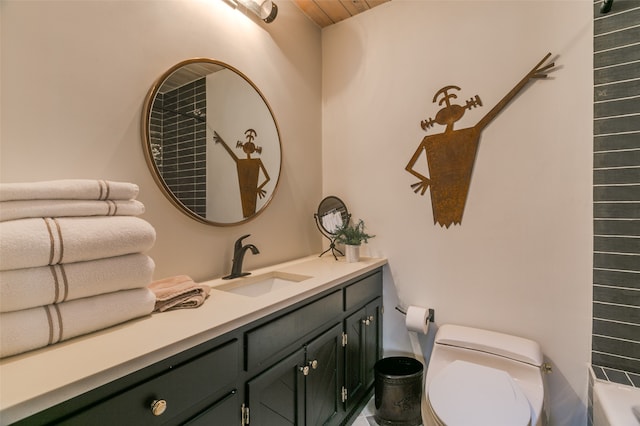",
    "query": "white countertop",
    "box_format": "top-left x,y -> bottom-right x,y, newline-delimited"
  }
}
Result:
0,255 -> 387,424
